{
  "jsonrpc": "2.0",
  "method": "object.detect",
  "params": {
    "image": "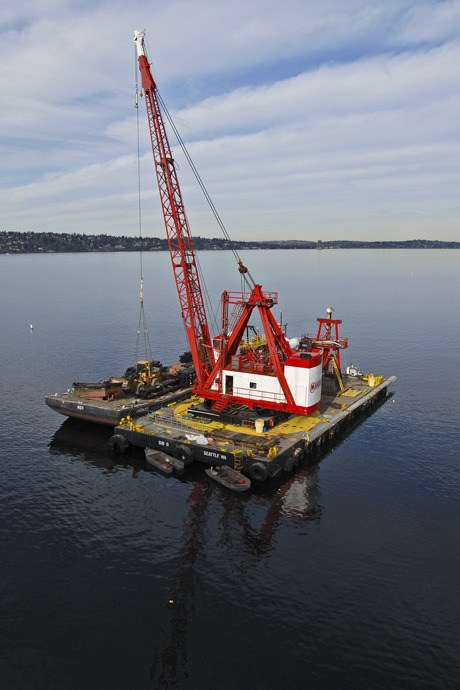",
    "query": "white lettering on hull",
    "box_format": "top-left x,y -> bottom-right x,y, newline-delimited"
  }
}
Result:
203,450 -> 228,461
